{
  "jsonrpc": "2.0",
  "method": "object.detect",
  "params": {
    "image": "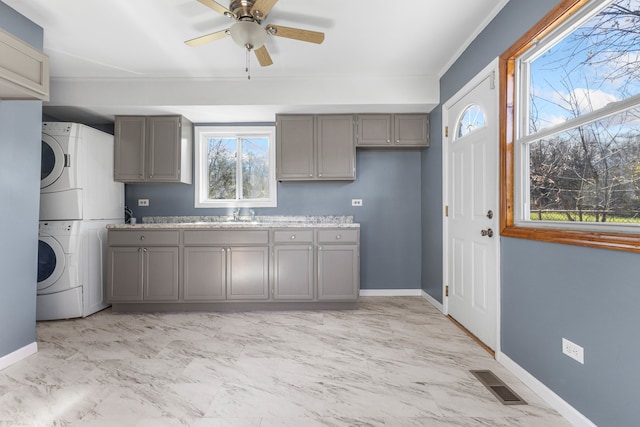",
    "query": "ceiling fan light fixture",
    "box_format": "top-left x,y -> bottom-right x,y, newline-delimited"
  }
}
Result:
229,20 -> 267,50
